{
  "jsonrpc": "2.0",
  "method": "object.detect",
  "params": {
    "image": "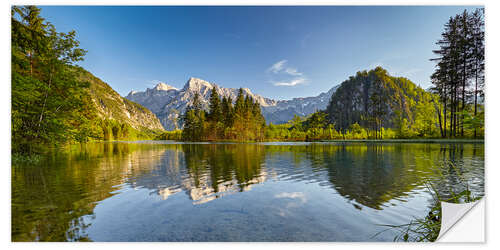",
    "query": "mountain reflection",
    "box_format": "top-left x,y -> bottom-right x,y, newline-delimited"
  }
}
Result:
129,142 -> 484,209
132,144 -> 268,204
12,142 -> 484,241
